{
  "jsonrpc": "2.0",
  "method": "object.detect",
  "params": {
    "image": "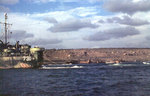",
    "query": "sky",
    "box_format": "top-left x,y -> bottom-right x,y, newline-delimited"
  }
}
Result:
0,0 -> 150,49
